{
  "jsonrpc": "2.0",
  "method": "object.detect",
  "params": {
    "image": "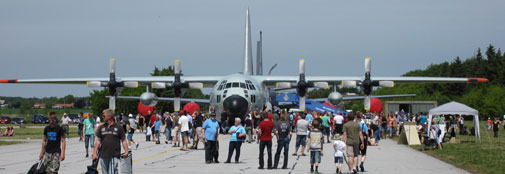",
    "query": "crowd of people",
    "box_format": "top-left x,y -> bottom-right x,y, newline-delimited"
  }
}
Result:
32,106 -> 505,174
